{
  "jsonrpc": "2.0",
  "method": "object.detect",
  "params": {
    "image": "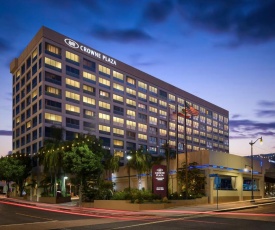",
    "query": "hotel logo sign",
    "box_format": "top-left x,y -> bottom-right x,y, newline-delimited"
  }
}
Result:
64,38 -> 117,66
152,165 -> 167,198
